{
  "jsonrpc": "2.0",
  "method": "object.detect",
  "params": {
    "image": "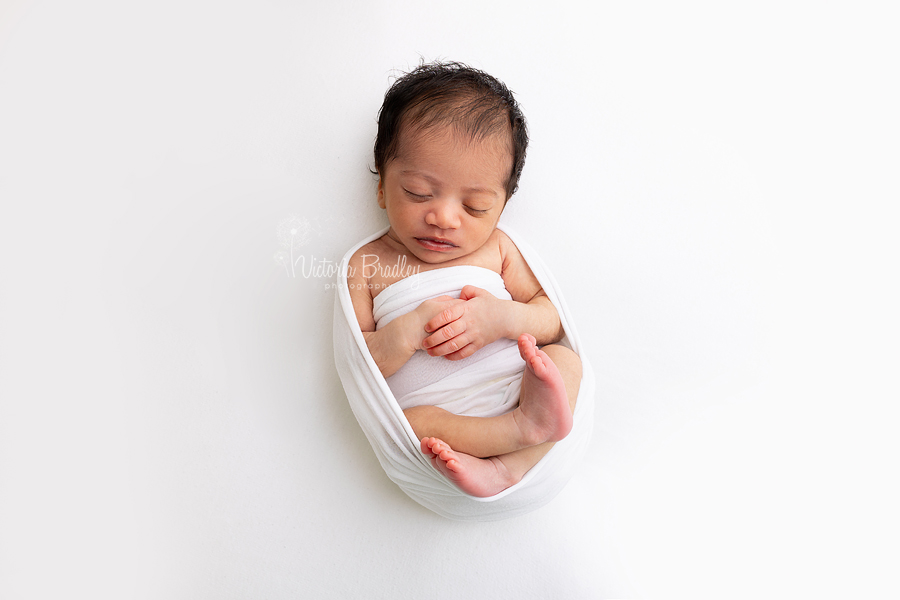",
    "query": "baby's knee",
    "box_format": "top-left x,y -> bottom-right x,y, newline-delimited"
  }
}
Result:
403,405 -> 445,436
543,344 -> 582,379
